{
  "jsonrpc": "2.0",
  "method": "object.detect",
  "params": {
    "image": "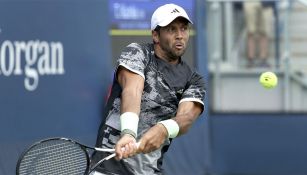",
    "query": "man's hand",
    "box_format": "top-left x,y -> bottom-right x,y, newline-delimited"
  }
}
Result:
138,124 -> 168,154
115,134 -> 138,160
